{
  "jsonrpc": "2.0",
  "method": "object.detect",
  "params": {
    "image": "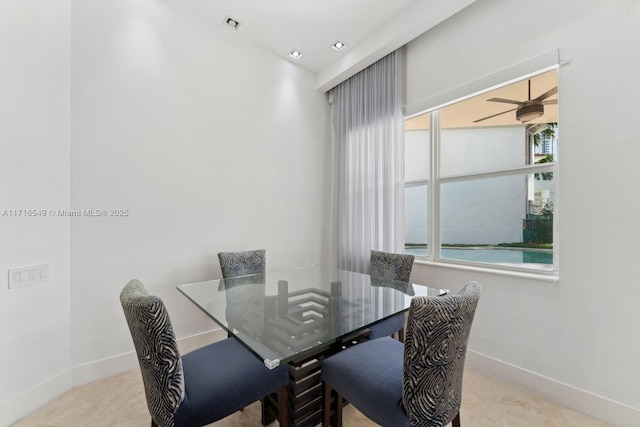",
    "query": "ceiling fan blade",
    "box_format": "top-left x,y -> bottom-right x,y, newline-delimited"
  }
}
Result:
541,99 -> 557,105
486,97 -> 523,105
533,86 -> 558,102
473,107 -> 518,123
